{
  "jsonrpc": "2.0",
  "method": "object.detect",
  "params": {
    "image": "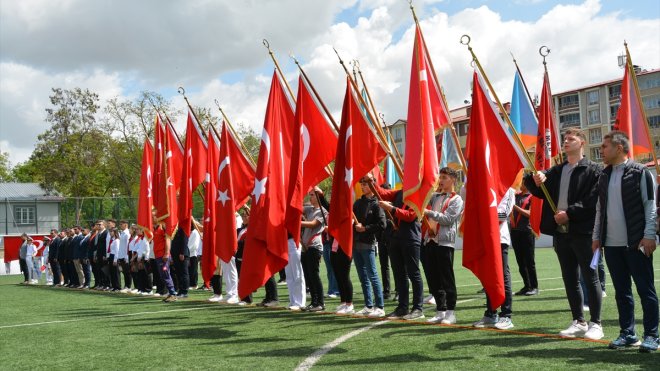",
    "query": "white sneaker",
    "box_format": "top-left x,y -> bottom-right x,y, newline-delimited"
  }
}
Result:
424,294 -> 436,305
237,301 -> 247,306
441,311 -> 457,325
287,305 -> 301,311
337,304 -> 354,314
208,295 -> 223,302
494,317 -> 514,330
335,303 -> 347,311
582,305 -> 590,312
355,307 -> 374,316
559,320 -> 588,337
368,307 -> 386,318
153,293 -> 161,297
602,291 -> 607,298
226,296 -> 240,304
130,289 -> 138,294
584,322 -> 604,340
427,311 -> 446,323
